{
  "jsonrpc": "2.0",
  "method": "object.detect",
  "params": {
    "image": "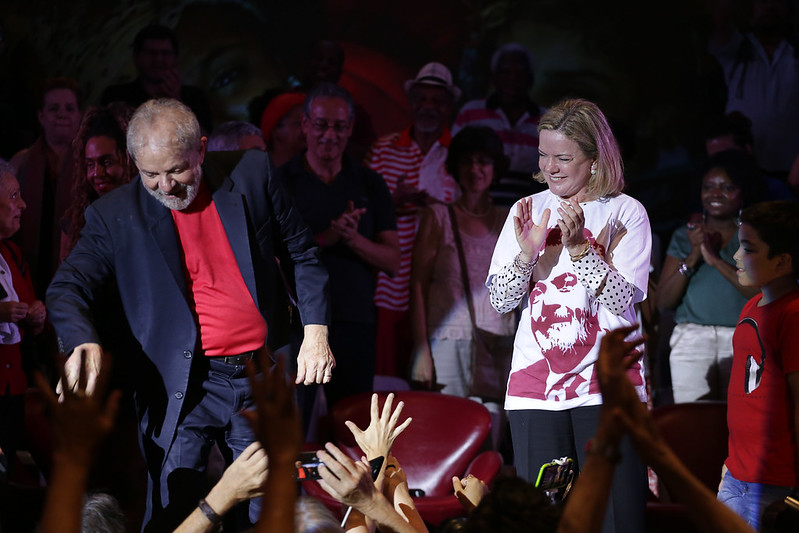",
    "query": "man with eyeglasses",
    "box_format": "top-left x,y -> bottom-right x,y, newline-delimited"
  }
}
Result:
364,62 -> 461,380
277,83 -> 399,412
